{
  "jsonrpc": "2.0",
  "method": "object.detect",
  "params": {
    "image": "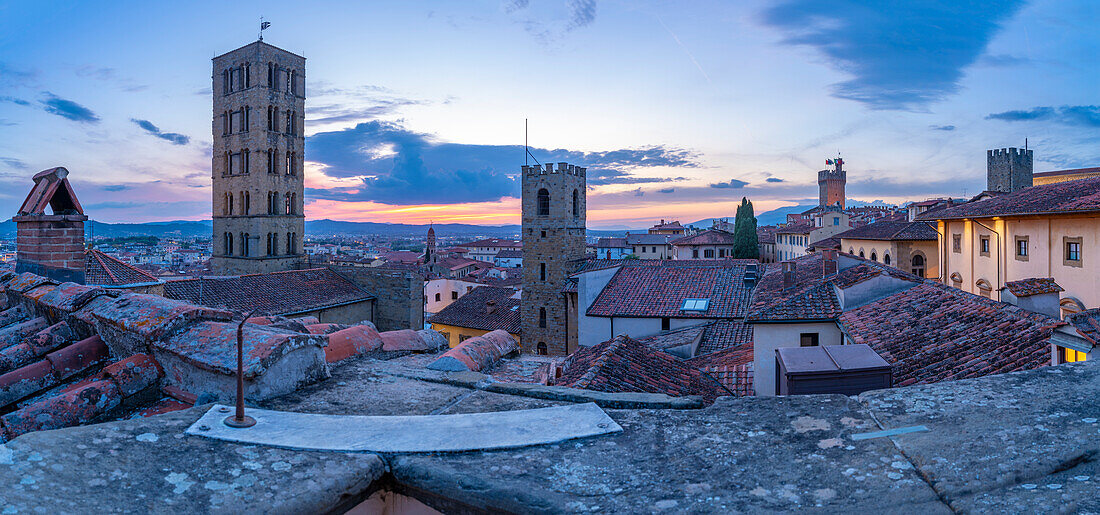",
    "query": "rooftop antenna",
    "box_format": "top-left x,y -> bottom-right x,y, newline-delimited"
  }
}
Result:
258,17 -> 271,41
525,118 -> 541,166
